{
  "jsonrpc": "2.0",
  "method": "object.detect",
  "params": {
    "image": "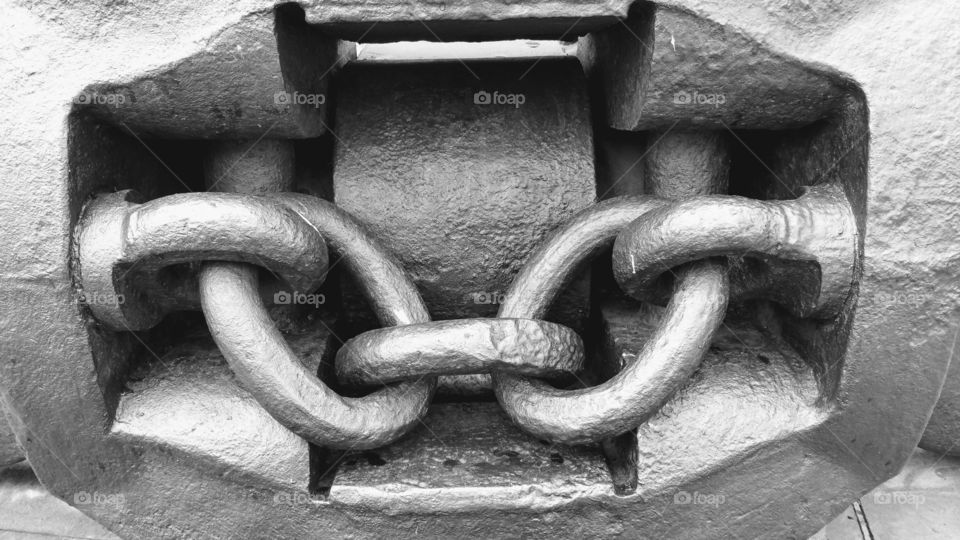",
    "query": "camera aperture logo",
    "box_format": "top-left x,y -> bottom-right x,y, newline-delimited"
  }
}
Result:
274,290 -> 326,308
274,91 -> 326,108
74,491 -> 125,510
674,490 -> 725,507
673,89 -> 726,108
473,90 -> 526,108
